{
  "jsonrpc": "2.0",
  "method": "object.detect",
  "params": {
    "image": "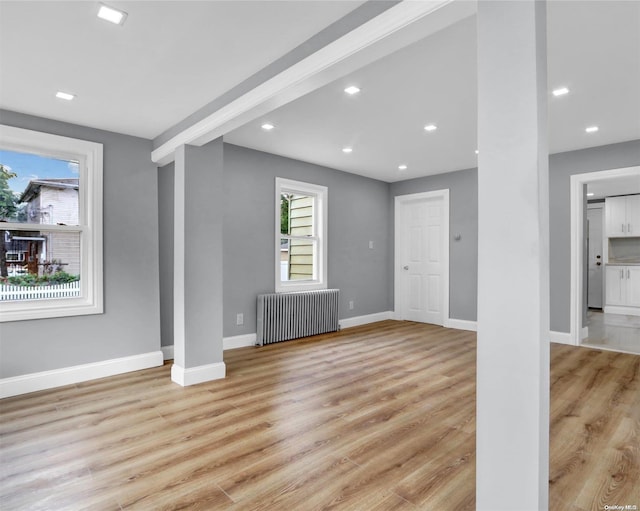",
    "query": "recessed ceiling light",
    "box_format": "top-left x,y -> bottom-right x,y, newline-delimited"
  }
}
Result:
344,86 -> 360,95
261,123 -> 275,131
424,124 -> 437,132
398,164 -> 407,170
55,91 -> 75,101
587,192 -> 595,197
98,3 -> 127,25
552,87 -> 570,97
342,147 -> 353,153
585,126 -> 599,133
